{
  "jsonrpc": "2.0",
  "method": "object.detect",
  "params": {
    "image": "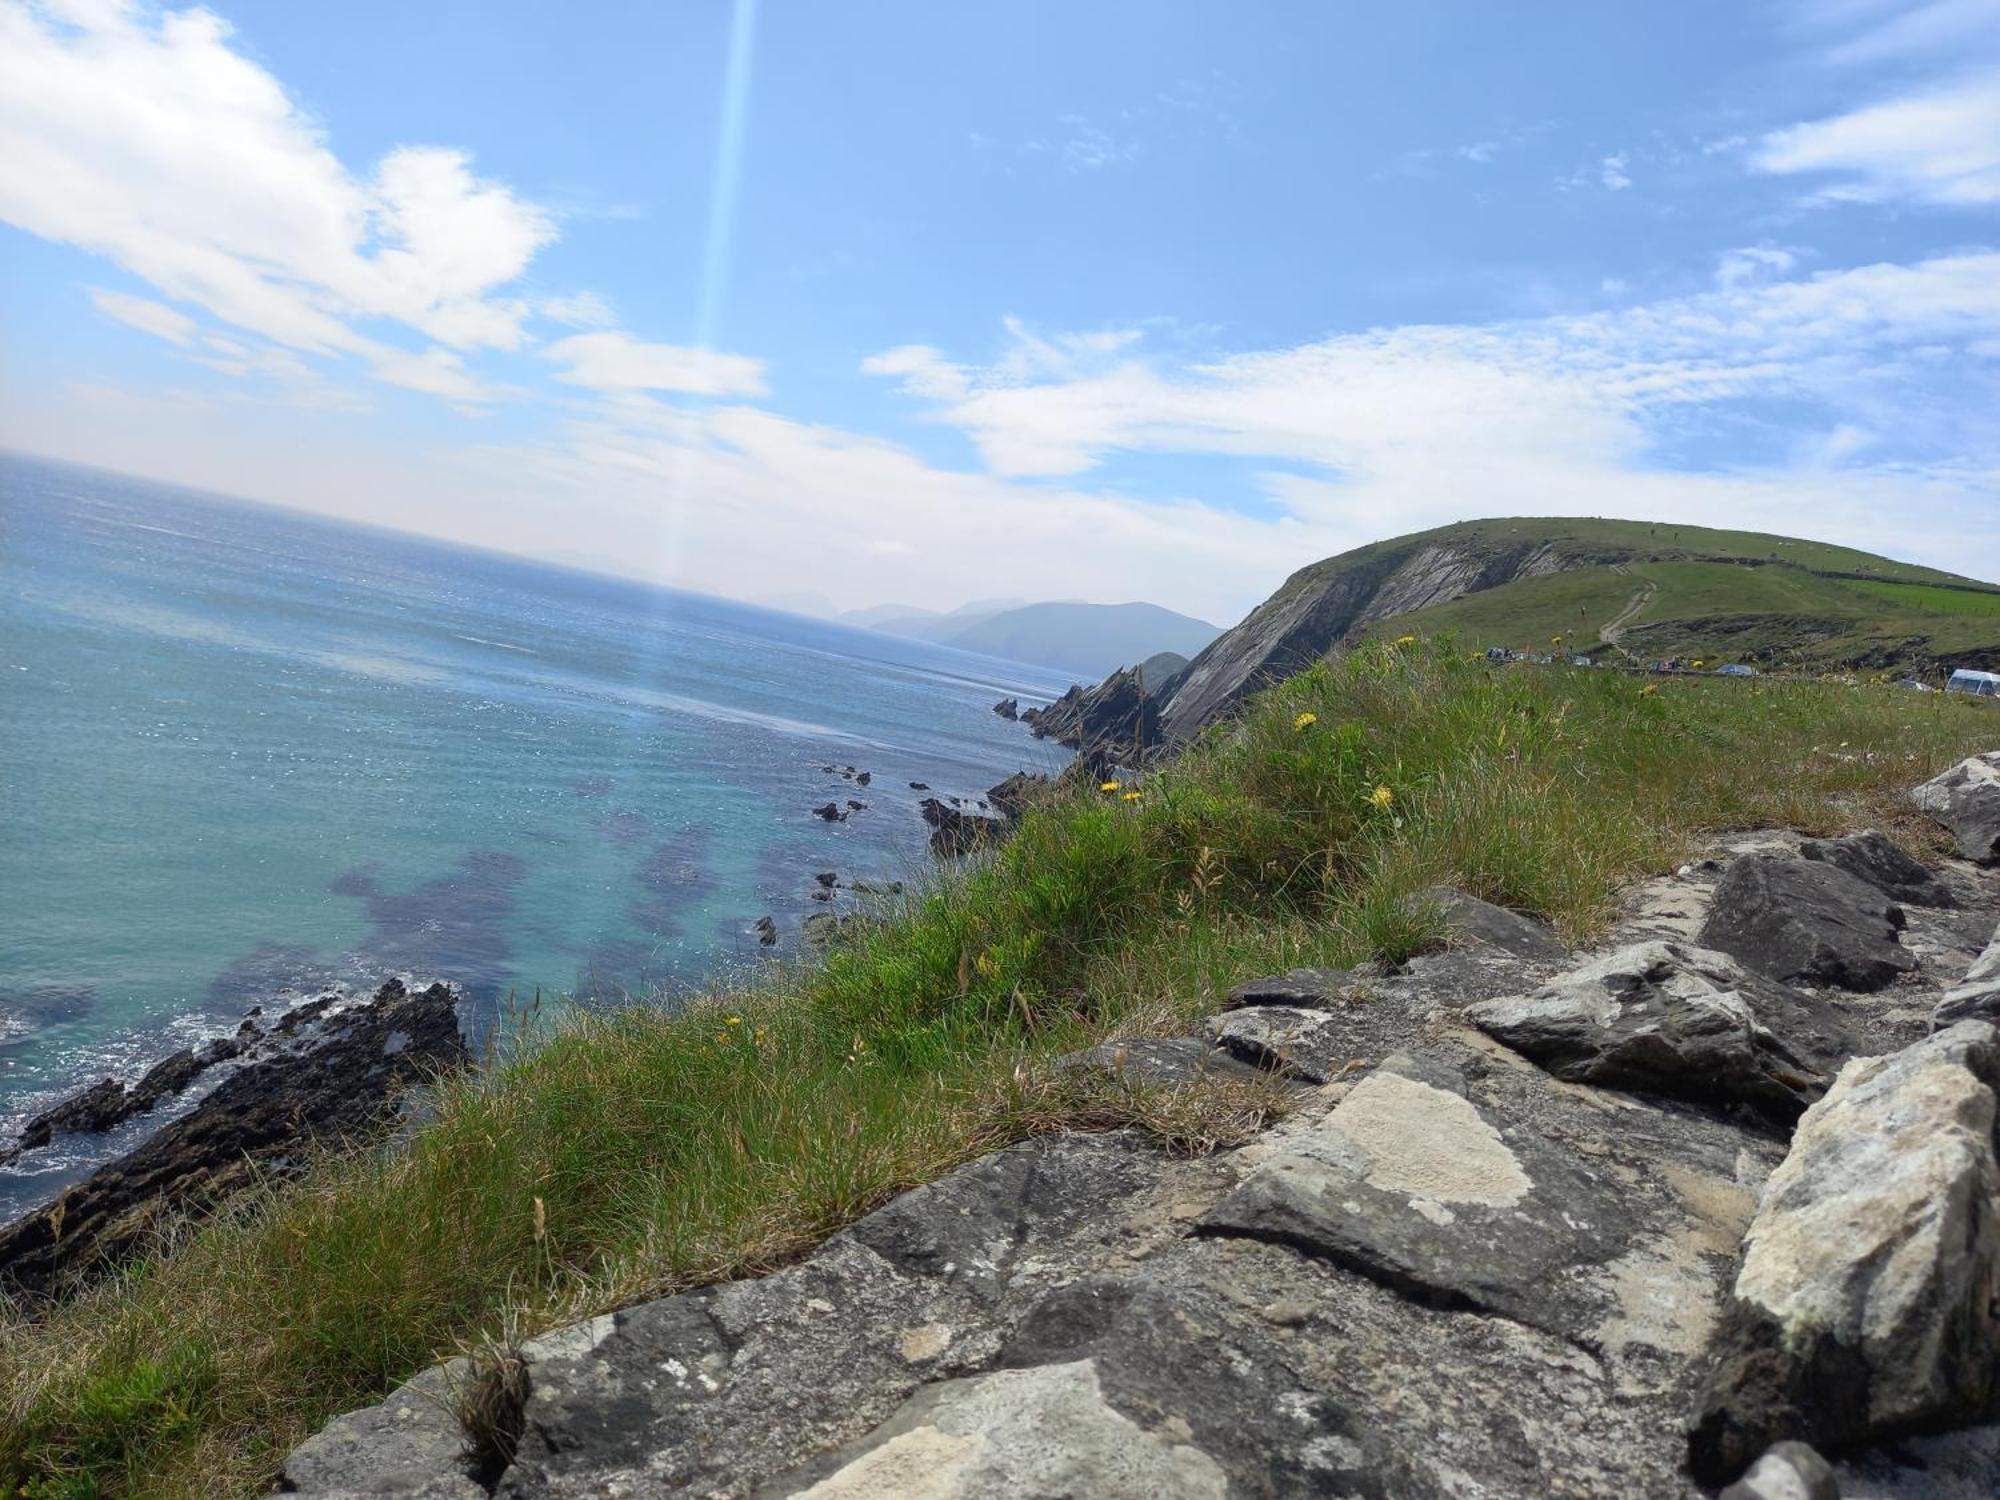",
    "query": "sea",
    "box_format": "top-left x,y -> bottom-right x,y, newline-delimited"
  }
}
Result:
0,452 -> 1072,1215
